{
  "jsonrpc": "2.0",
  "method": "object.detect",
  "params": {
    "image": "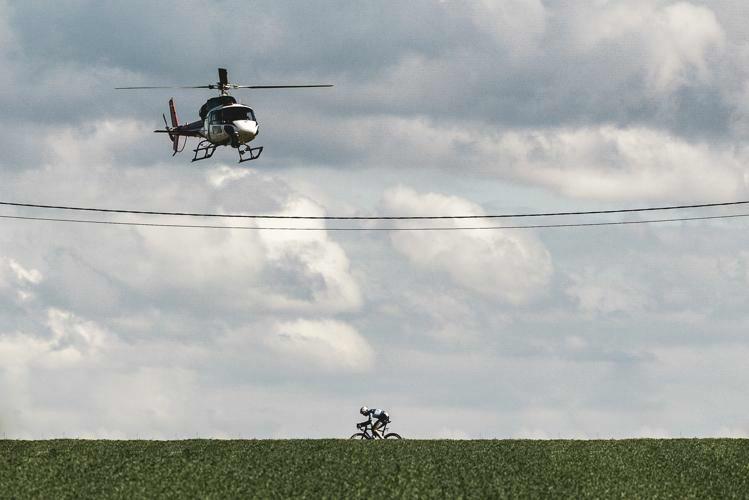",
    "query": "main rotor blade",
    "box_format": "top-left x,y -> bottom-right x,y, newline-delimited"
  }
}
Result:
218,68 -> 228,86
115,85 -> 212,90
231,84 -> 334,89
